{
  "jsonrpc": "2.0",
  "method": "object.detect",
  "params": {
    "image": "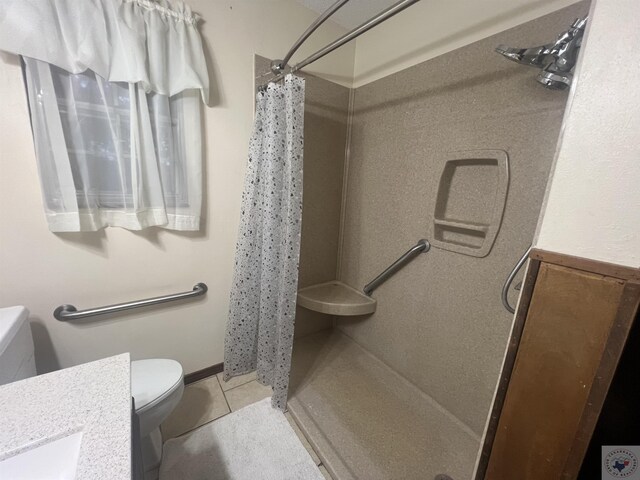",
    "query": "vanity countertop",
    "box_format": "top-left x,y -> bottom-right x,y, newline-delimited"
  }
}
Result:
0,353 -> 131,479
